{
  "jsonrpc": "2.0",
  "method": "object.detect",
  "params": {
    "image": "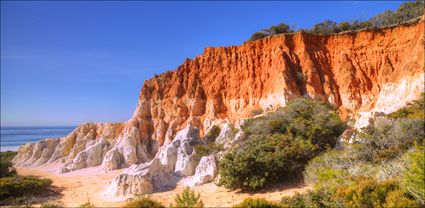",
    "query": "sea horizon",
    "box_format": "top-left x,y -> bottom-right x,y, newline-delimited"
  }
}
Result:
0,126 -> 76,152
